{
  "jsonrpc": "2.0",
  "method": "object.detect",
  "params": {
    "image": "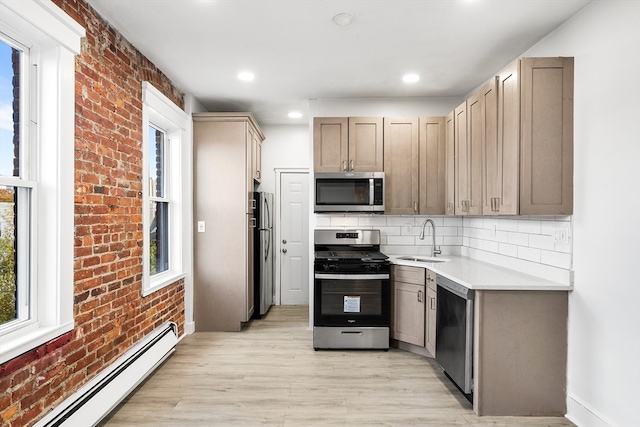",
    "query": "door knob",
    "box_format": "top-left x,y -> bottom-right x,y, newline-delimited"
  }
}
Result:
282,239 -> 287,244
282,248 -> 288,253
